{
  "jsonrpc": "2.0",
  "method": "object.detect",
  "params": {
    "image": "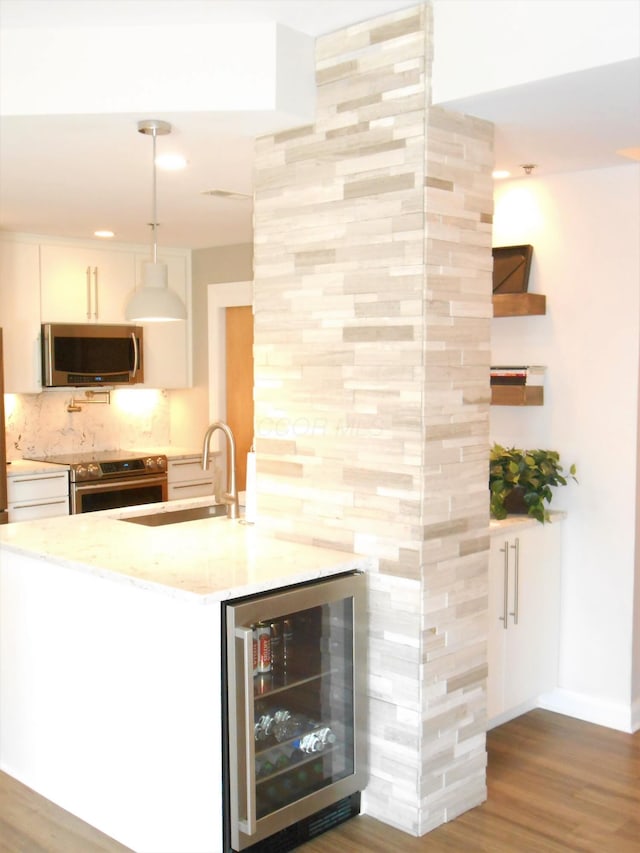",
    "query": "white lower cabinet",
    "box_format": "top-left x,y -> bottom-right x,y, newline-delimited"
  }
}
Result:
487,520 -> 562,727
7,469 -> 70,522
167,455 -> 217,501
